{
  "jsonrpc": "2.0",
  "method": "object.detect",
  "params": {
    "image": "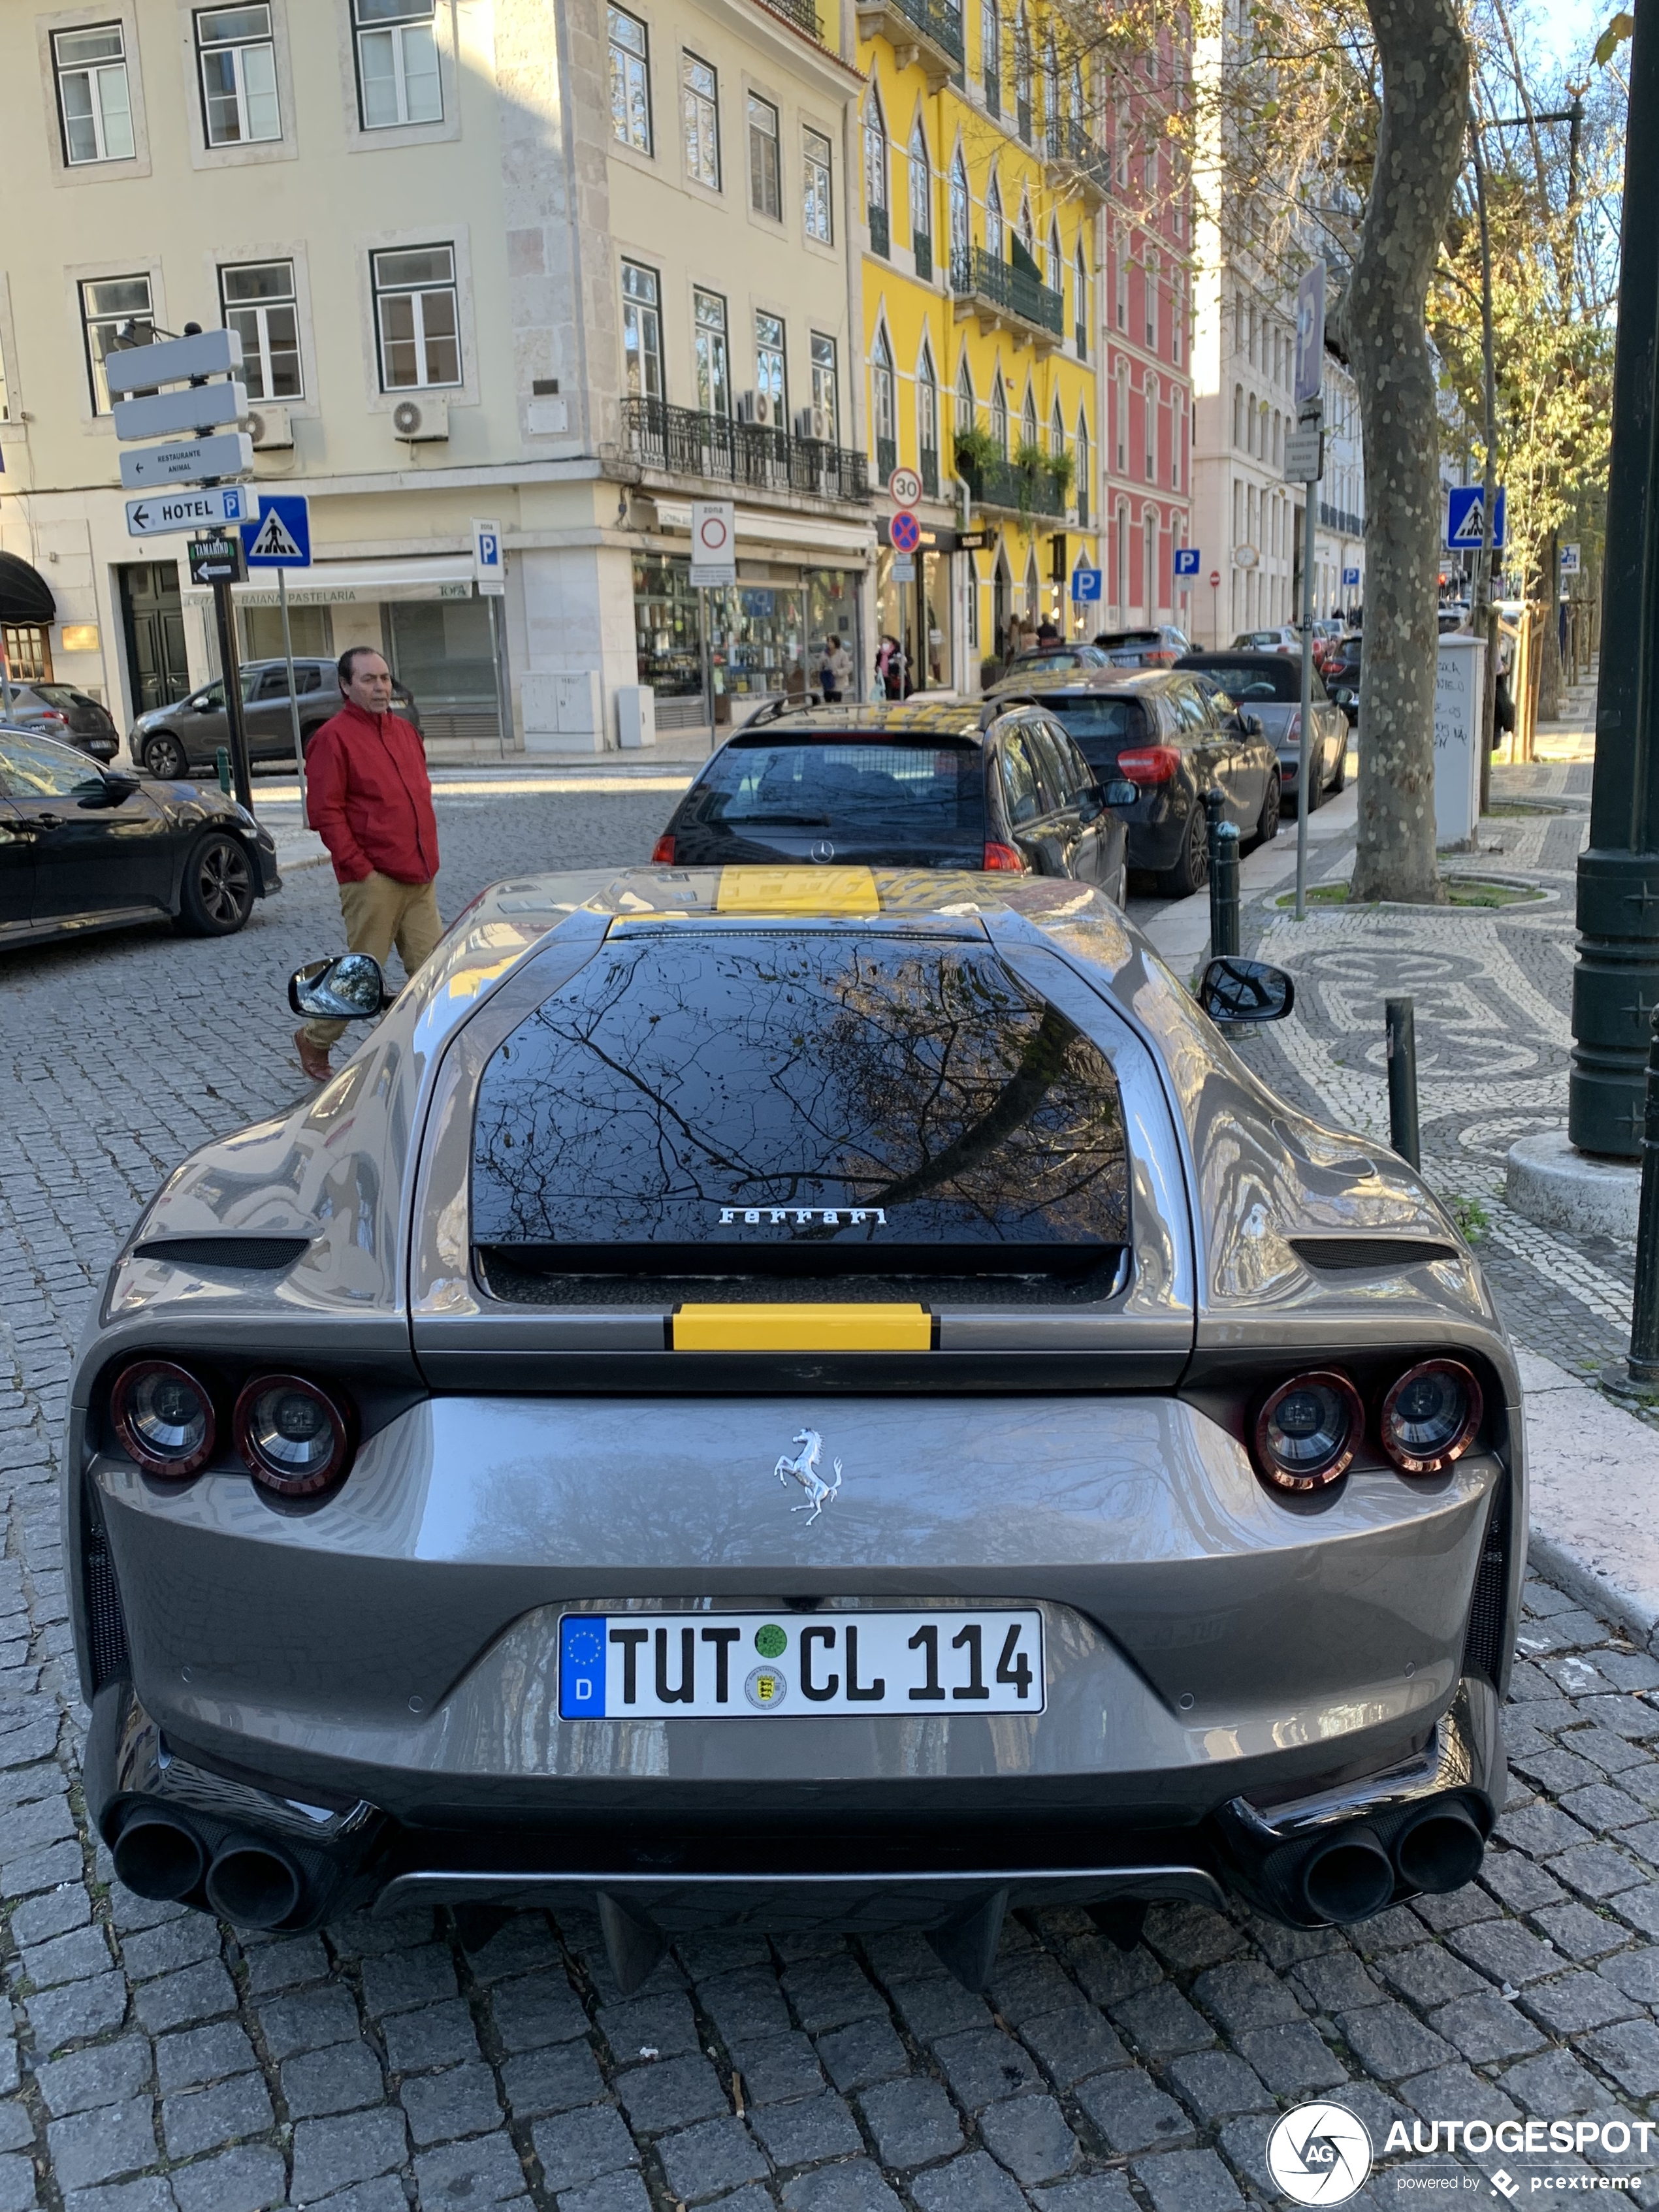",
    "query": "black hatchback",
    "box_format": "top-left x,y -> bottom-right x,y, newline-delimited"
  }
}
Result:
986,667 -> 1281,896
652,700 -> 1135,902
